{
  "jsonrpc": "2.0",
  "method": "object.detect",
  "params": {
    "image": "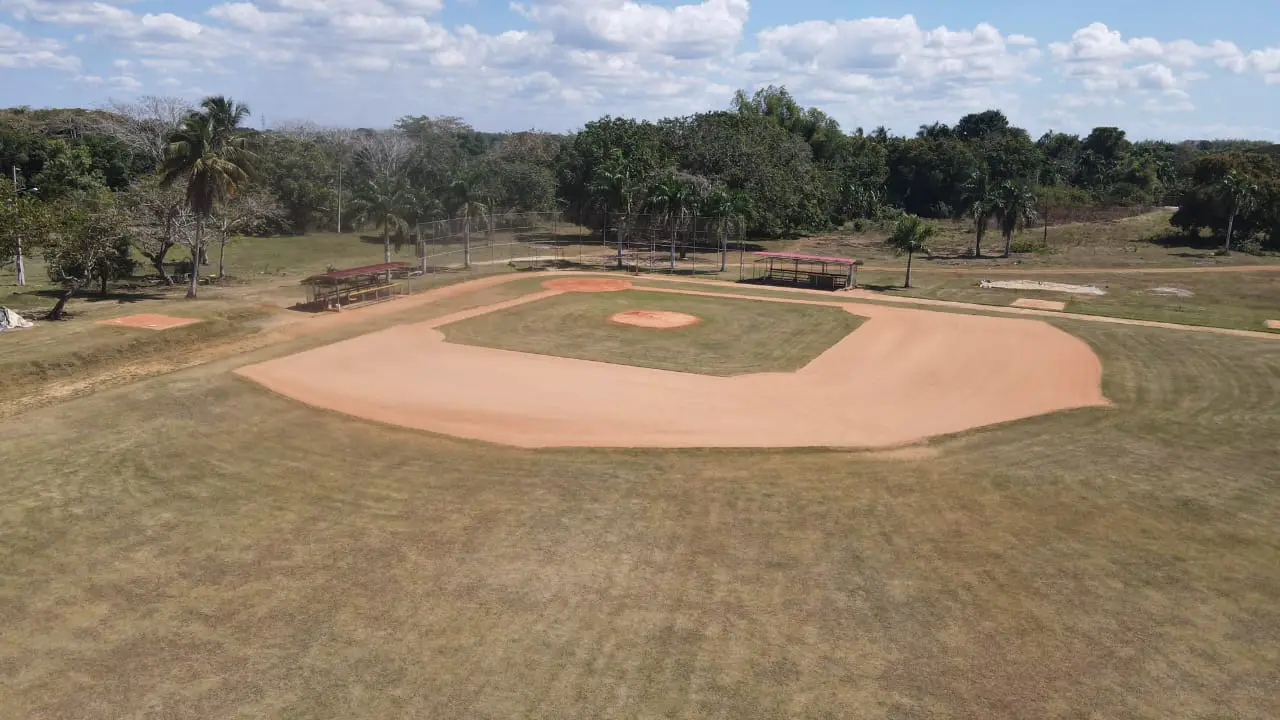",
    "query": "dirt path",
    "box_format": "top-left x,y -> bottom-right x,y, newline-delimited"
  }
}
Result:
236,279 -> 1109,449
